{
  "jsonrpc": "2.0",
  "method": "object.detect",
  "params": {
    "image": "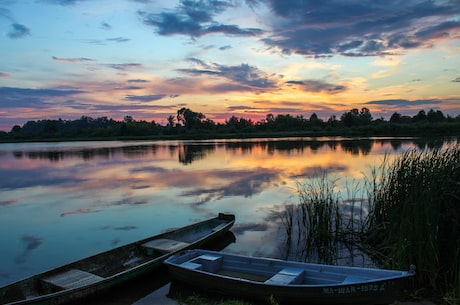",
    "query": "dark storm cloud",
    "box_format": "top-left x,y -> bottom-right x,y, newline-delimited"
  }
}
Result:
255,0 -> 460,57
124,94 -> 168,102
0,87 -> 86,108
286,80 -> 347,94
138,0 -> 264,37
8,23 -> 30,39
178,58 -> 278,90
365,99 -> 442,106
